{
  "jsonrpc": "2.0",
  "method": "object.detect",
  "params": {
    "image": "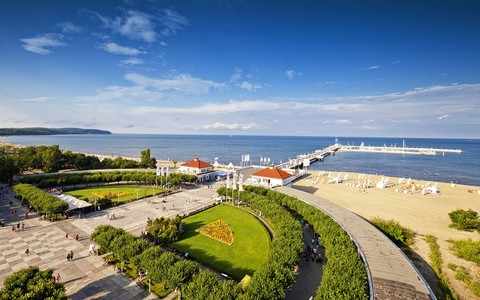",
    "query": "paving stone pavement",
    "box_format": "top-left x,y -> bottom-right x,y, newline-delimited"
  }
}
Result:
0,183 -> 219,299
